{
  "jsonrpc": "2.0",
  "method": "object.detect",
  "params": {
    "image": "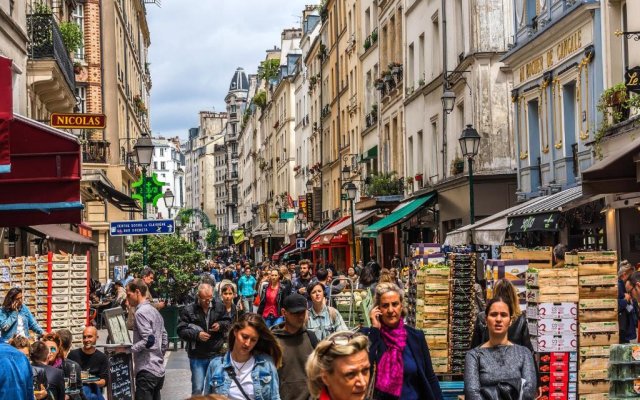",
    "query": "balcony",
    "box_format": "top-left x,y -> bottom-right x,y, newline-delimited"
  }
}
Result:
27,14 -> 76,112
230,171 -> 238,179
82,140 -> 109,164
